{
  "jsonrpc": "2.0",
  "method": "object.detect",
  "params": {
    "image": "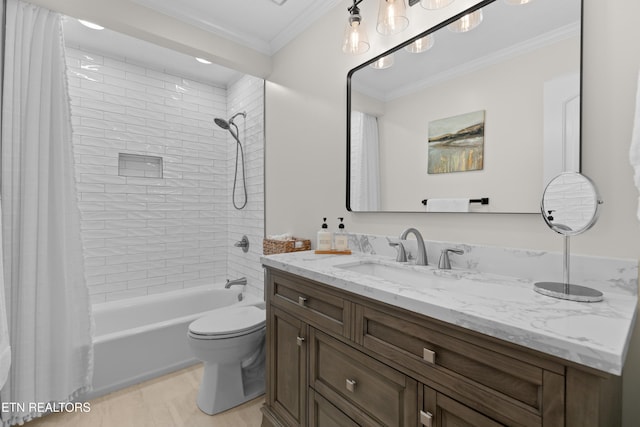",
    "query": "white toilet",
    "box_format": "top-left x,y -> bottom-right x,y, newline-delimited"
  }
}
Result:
187,304 -> 266,415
